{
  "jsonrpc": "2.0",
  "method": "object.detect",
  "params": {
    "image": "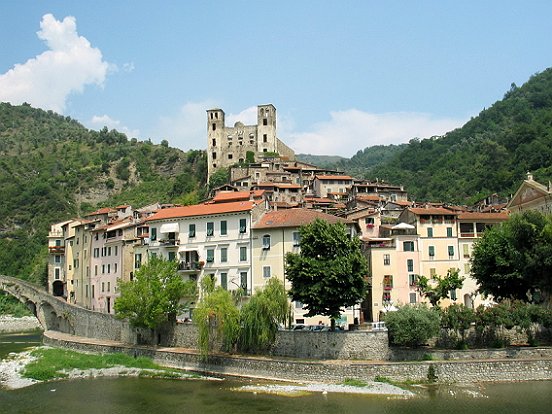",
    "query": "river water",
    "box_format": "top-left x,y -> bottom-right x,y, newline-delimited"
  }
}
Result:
1,332 -> 551,414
